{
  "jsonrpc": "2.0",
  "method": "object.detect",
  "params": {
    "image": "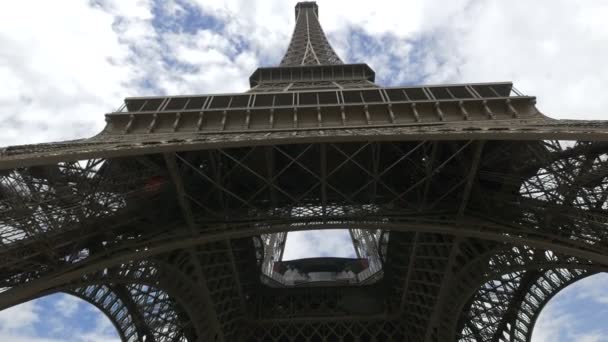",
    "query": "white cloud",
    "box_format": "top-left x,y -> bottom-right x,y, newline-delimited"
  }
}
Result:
0,334 -> 62,342
0,301 -> 39,333
426,0 -> 608,120
1,0 -> 607,340
0,0 -> 132,146
530,303 -> 574,342
569,273 -> 608,304
0,0 -> 257,146
282,229 -> 356,260
73,309 -> 120,342
532,273 -> 608,342
175,0 -> 608,121
54,294 -> 82,318
158,29 -> 255,94
578,333 -> 607,342
2,0 -> 606,147
0,299 -> 66,342
0,293 -> 119,342
185,0 -> 294,64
